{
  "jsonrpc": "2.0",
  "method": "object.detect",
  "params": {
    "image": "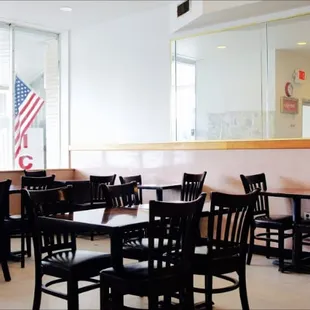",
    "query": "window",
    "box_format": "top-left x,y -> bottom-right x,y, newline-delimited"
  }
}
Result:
0,23 -> 61,170
171,56 -> 196,141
